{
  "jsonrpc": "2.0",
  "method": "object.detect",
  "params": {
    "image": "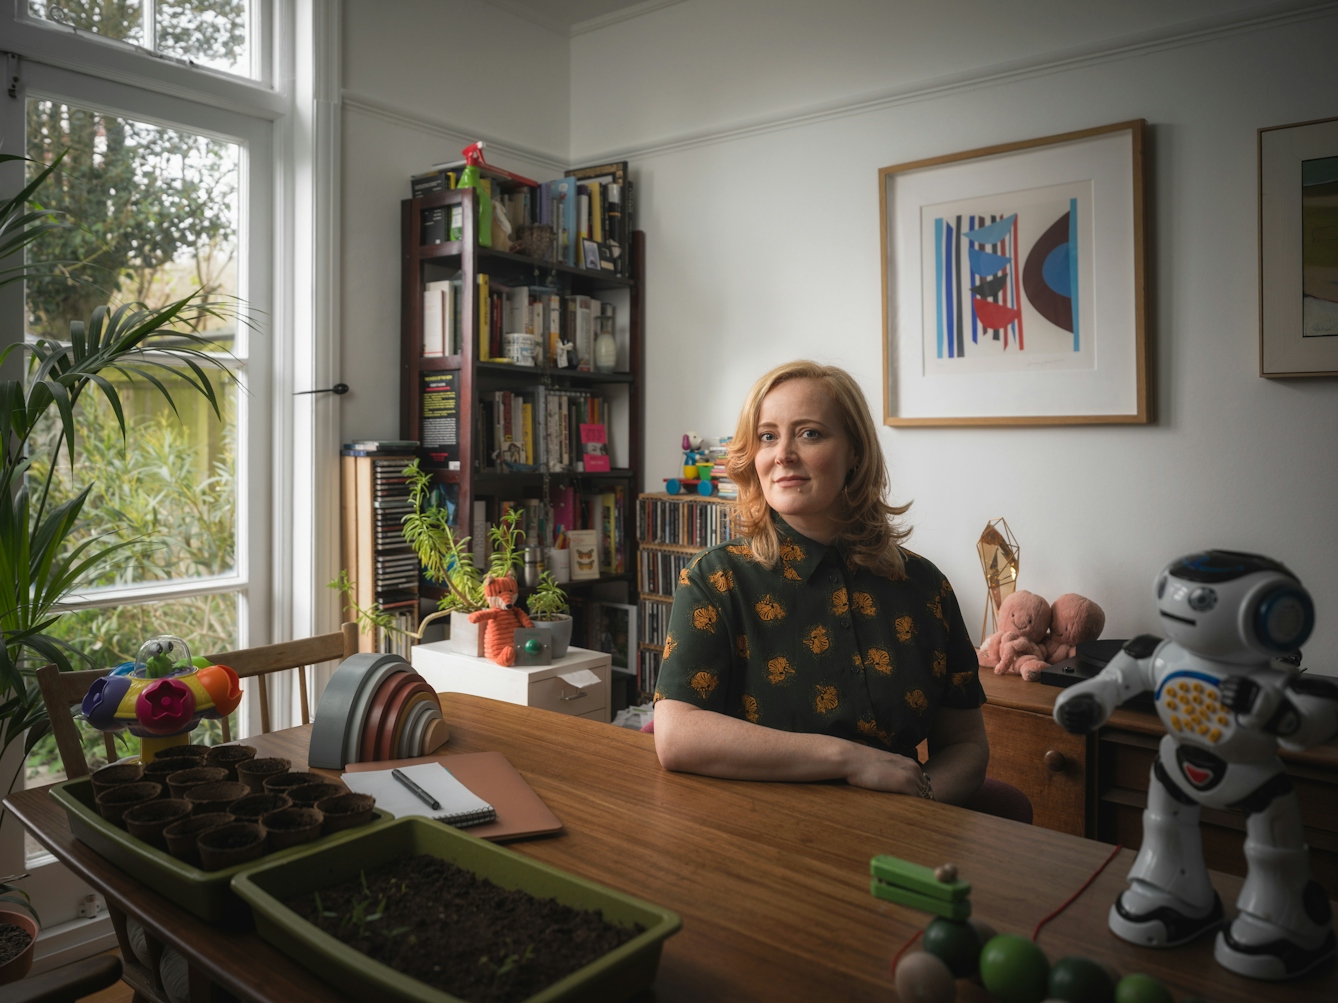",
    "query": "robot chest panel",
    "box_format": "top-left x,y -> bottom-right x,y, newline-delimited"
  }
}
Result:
1154,668 -> 1233,748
